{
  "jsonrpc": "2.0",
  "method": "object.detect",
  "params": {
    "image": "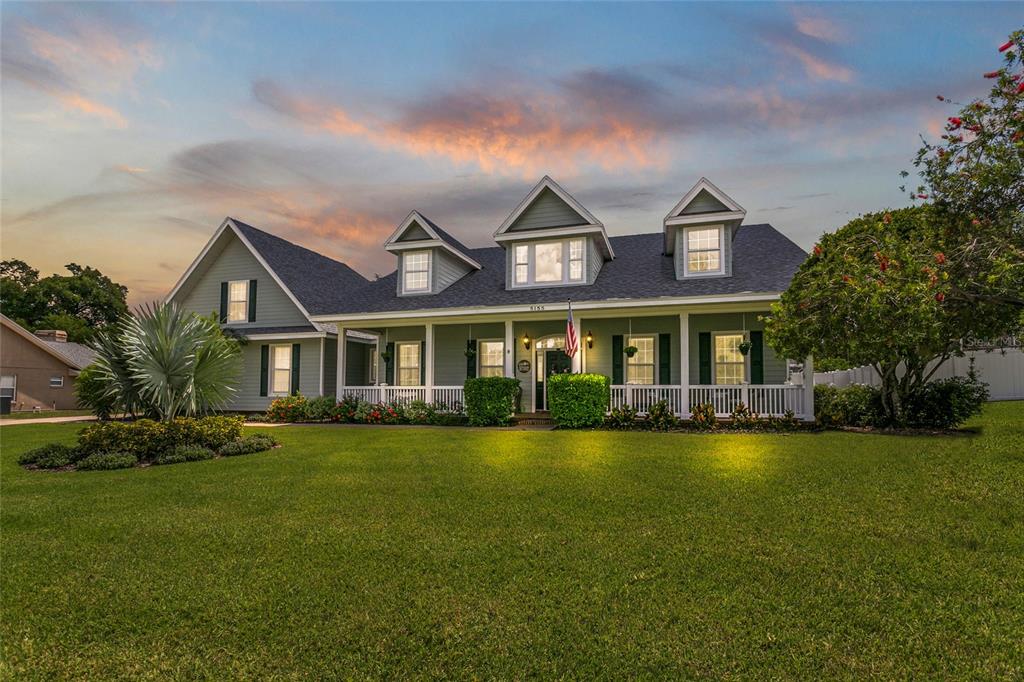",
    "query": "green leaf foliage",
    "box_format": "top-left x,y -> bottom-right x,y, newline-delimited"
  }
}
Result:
547,373 -> 609,428
463,376 -> 520,426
